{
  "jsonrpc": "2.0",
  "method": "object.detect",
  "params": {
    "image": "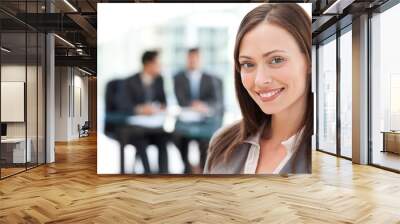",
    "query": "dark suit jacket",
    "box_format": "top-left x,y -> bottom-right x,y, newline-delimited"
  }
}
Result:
105,79 -> 124,114
125,73 -> 167,115
174,71 -> 223,116
204,138 -> 311,174
105,79 -> 128,138
204,121 -> 311,174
